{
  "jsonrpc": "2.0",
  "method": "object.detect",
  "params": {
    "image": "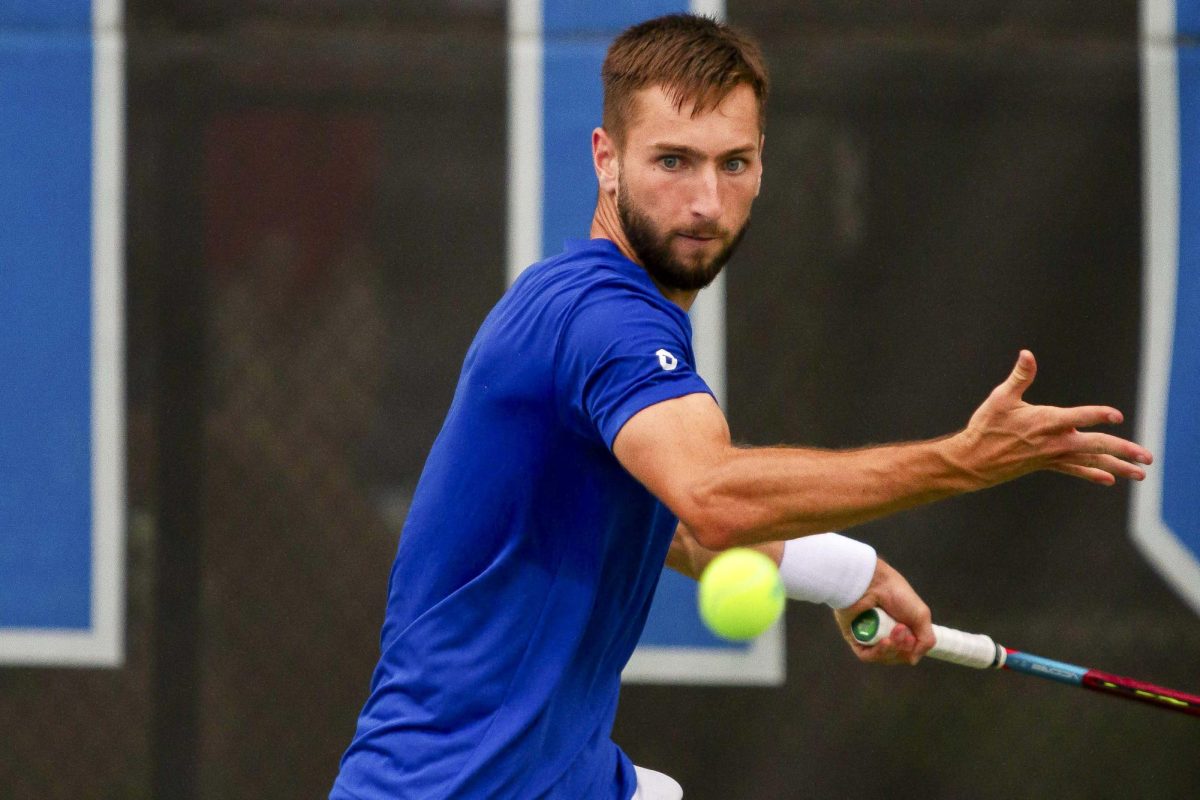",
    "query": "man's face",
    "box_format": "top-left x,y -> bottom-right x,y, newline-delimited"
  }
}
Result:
614,84 -> 763,291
